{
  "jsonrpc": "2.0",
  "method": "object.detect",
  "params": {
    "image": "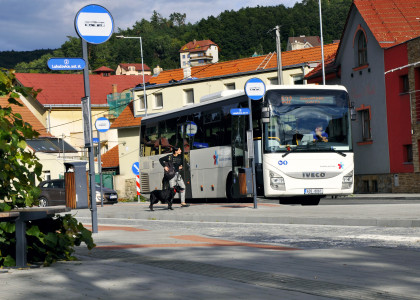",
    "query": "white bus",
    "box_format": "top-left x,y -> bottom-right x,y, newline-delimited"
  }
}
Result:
139,85 -> 353,205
